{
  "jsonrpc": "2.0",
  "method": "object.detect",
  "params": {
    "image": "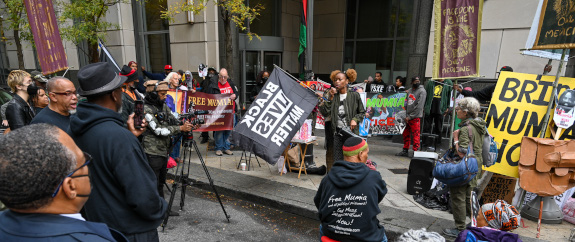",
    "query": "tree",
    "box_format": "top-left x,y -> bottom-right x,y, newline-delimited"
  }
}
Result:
57,0 -> 121,63
162,0 -> 263,80
0,0 -> 33,69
